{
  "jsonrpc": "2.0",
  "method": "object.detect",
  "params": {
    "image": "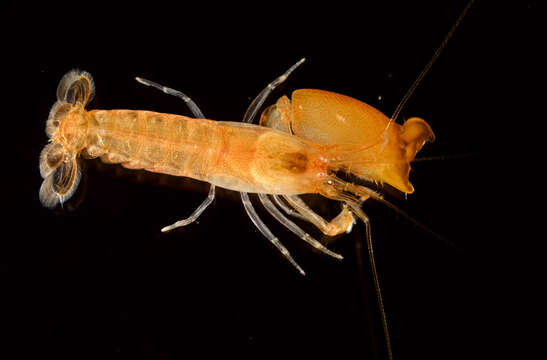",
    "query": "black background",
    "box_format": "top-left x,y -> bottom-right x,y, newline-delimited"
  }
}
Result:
4,1 -> 534,359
